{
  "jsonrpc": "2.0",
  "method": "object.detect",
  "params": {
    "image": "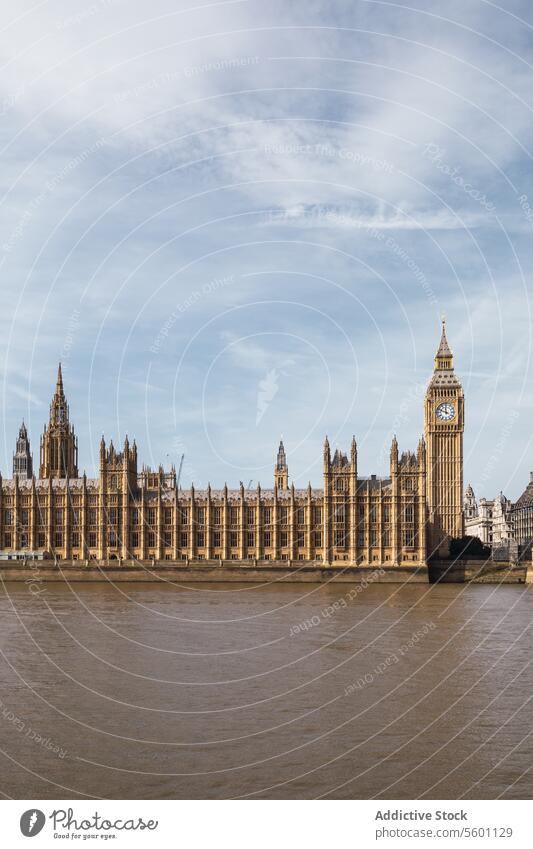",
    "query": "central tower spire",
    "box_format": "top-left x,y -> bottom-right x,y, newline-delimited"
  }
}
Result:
39,363 -> 79,479
56,361 -> 64,392
50,362 -> 68,426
